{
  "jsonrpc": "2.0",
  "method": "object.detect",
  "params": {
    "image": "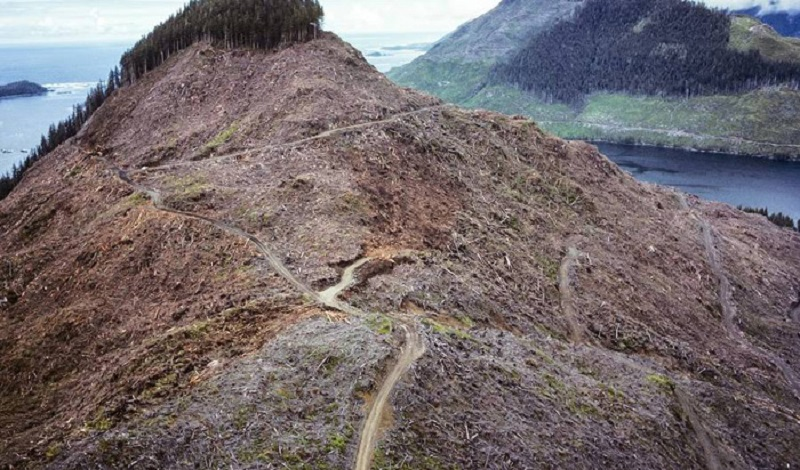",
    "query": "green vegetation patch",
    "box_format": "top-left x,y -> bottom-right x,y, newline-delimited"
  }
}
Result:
366,315 -> 394,335
202,121 -> 240,154
422,318 -> 473,341
730,15 -> 800,63
388,59 -> 492,103
646,373 -> 675,392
